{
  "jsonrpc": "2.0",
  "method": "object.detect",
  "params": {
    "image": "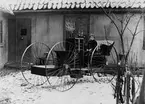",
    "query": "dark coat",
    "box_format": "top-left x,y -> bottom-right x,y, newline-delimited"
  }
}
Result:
87,40 -> 97,50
